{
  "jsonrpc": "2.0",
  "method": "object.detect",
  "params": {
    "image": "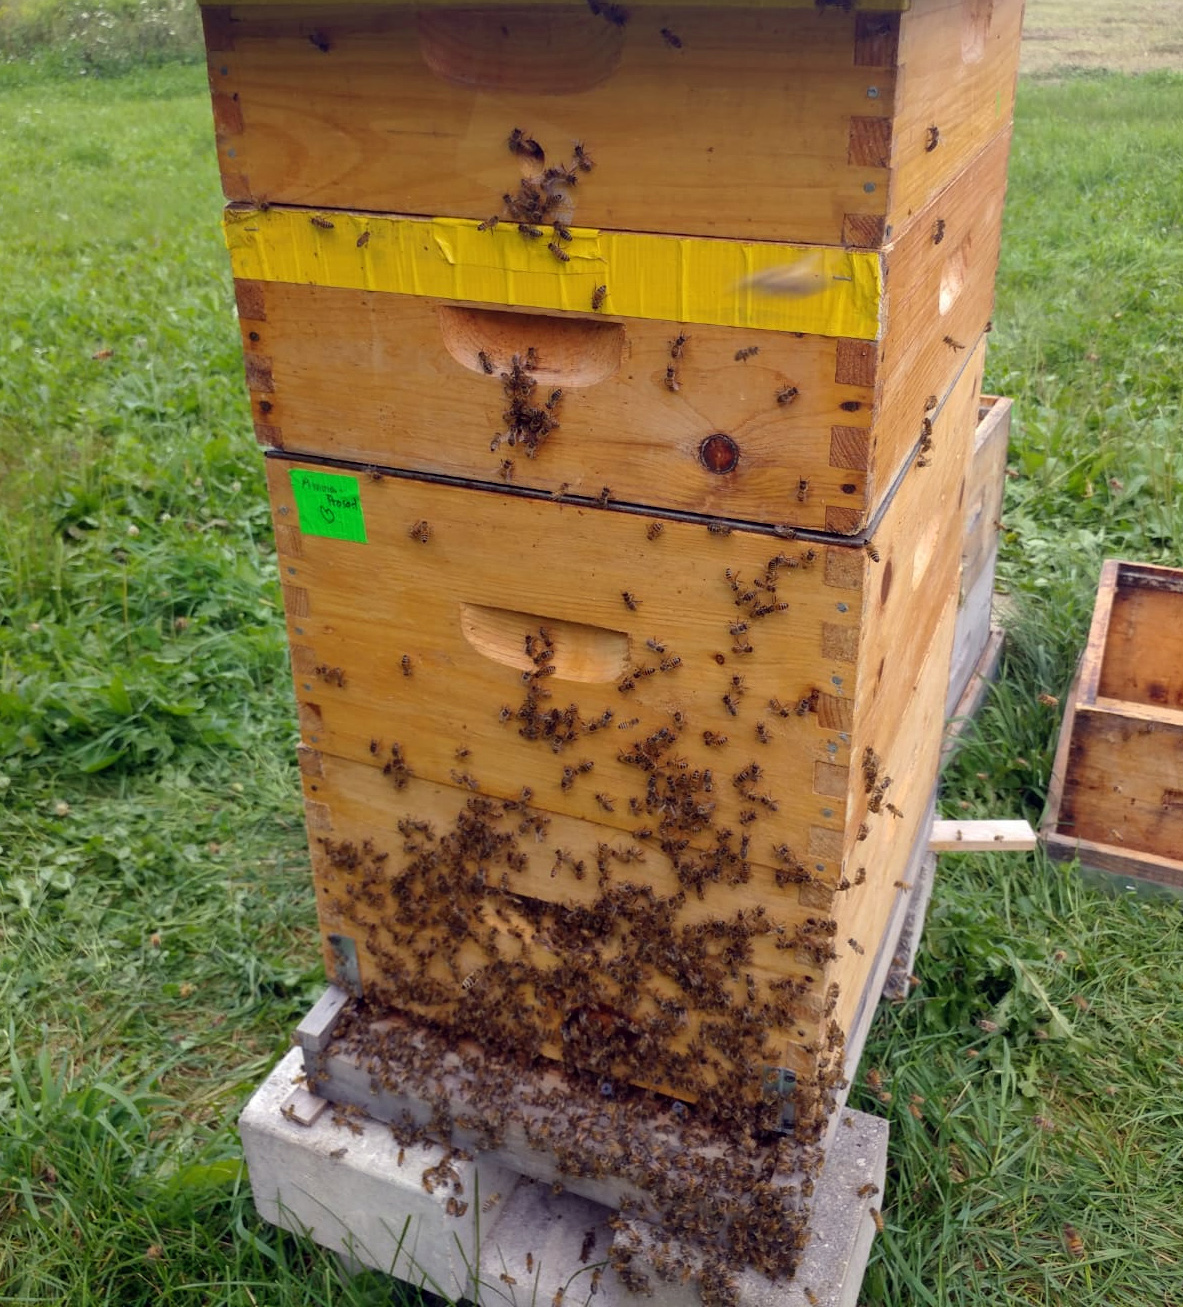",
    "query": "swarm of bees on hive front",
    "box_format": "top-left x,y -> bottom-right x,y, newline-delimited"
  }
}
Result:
305,512 -> 901,1303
